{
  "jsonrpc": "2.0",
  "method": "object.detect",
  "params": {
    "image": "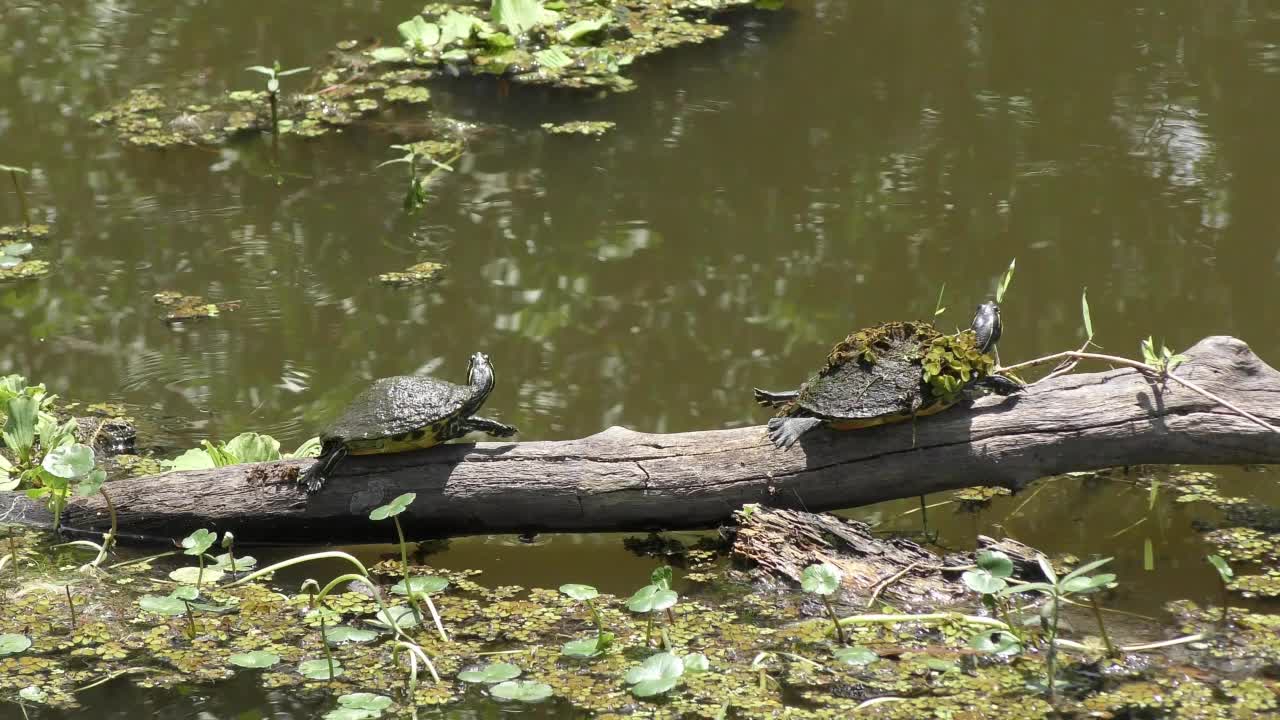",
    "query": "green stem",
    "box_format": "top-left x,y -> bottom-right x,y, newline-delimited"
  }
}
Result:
9,170 -> 28,229
320,612 -> 335,684
392,516 -> 424,627
196,555 -> 204,587
585,599 -> 603,633
823,597 -> 848,645
65,585 -> 77,630
182,600 -> 196,639
1219,579 -> 1229,625
1046,597 -> 1061,704
644,614 -> 653,647
268,91 -> 279,136
1089,597 -> 1116,657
